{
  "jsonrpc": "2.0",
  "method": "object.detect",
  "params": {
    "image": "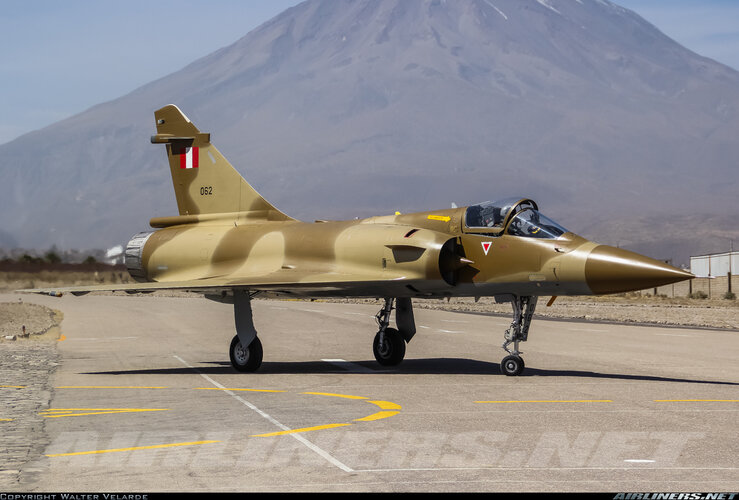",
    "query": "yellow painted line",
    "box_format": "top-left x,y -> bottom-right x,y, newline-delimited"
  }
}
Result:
45,440 -> 220,458
195,388 -> 287,393
55,386 -> 168,389
368,400 -> 402,410
427,215 -> 451,222
0,418 -> 13,422
0,385 -> 26,388
353,411 -> 400,422
475,400 -> 613,404
301,392 -> 368,400
41,408 -> 163,411
39,408 -> 169,418
655,399 -> 739,403
57,334 -> 66,341
42,409 -> 137,413
251,423 -> 351,437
